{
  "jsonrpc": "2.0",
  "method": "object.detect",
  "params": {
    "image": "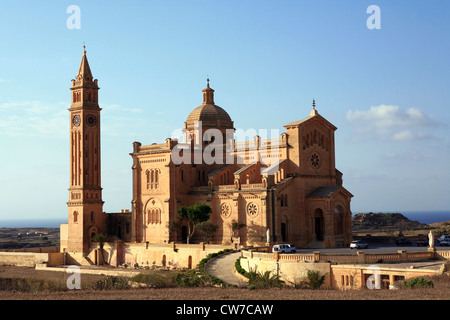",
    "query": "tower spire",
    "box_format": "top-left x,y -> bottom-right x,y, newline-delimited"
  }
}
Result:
202,77 -> 214,105
77,44 -> 93,82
